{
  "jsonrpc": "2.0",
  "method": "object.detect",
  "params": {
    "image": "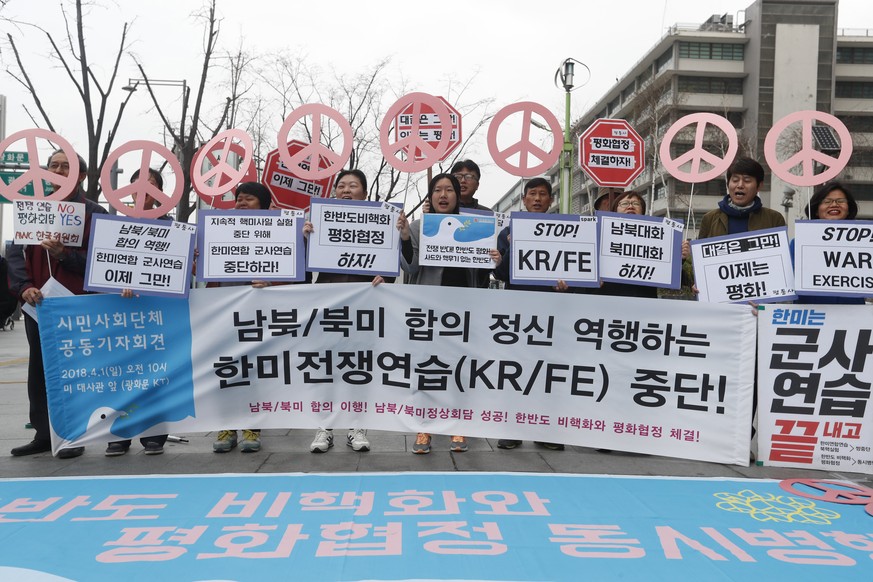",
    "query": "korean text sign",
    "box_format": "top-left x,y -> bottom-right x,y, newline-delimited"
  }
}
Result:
85,215 -> 196,298
509,213 -> 599,288
793,220 -> 873,298
419,213 -> 497,269
691,227 -> 796,303
306,198 -> 401,277
196,209 -> 304,282
13,199 -> 85,246
39,284 -> 755,466
757,304 -> 873,474
598,212 -> 683,289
